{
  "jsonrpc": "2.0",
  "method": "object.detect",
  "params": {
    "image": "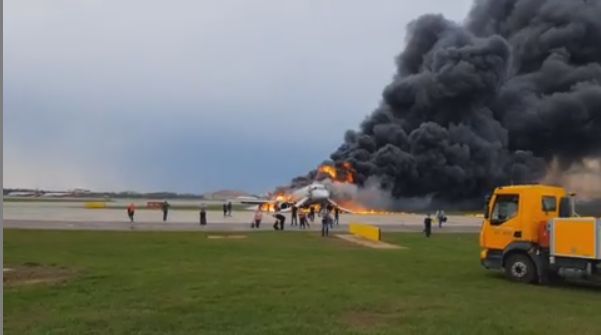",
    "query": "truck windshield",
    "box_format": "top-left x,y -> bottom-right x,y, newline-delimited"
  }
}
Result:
490,194 -> 519,225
